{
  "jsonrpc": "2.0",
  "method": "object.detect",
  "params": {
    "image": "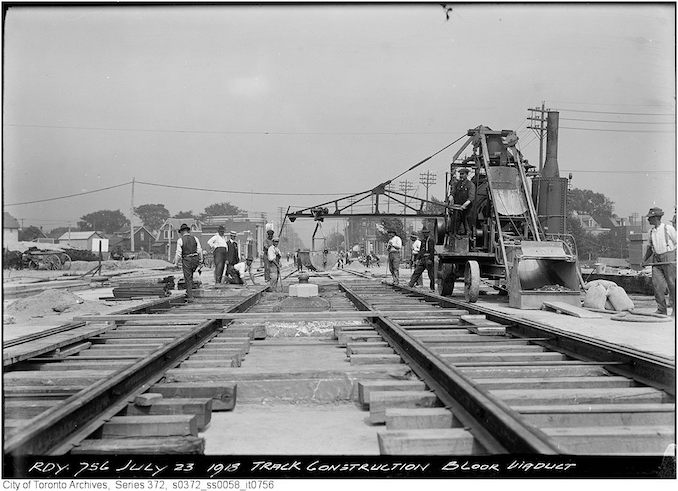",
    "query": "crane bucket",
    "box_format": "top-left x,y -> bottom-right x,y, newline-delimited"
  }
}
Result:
508,240 -> 581,309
